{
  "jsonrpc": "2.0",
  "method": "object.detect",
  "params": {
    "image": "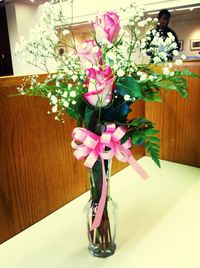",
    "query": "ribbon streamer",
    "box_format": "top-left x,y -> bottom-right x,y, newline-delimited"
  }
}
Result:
71,124 -> 148,230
